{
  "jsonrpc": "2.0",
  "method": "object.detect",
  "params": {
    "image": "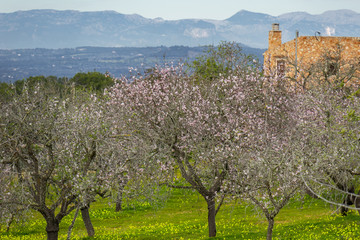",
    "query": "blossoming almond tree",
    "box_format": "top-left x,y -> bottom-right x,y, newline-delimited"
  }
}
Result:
0,81 -> 118,240
108,62 -> 278,237
104,115 -> 167,213
295,86 -> 360,214
57,91 -> 112,238
226,75 -> 303,240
